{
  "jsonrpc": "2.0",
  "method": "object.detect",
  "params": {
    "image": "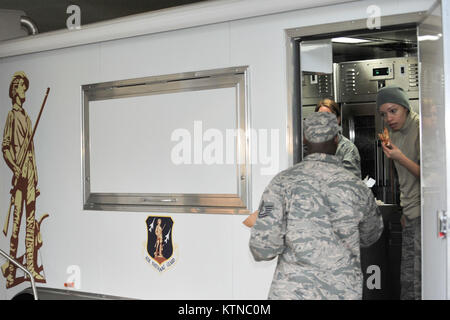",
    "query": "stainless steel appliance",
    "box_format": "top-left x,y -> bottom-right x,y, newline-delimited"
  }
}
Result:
301,70 -> 335,120
337,57 -> 419,103
302,71 -> 334,106
300,70 -> 335,159
337,57 -> 419,204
